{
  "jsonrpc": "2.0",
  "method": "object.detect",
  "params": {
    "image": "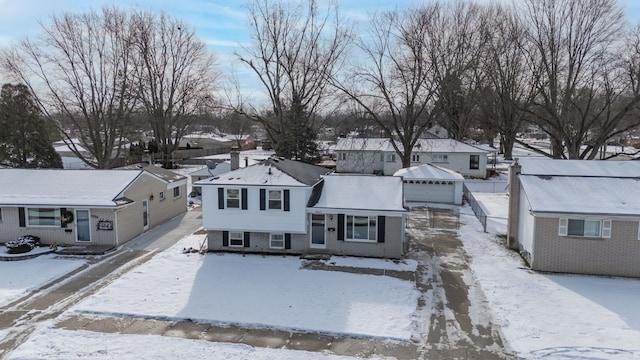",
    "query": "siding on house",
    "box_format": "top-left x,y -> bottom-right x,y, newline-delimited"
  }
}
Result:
531,217 -> 640,277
